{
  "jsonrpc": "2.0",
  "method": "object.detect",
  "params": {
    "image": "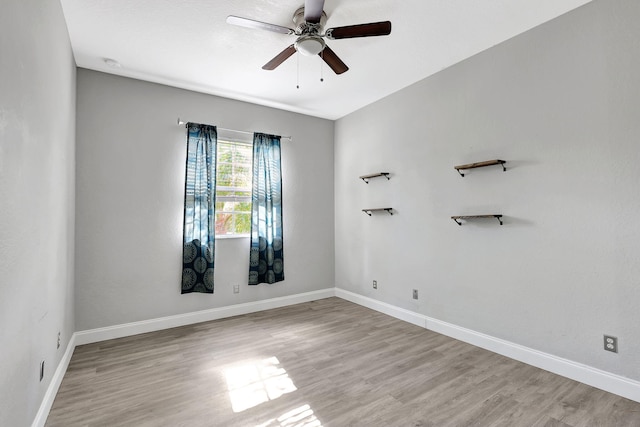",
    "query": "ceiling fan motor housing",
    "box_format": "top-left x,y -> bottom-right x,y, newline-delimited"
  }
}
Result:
292,7 -> 328,56
293,7 -> 326,34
